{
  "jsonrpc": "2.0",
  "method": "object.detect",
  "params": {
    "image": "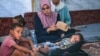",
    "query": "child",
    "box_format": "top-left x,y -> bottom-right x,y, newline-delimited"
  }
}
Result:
0,23 -> 36,56
40,33 -> 84,49
51,0 -> 71,26
13,15 -> 30,38
48,33 -> 87,56
51,0 -> 81,31
13,15 -> 38,48
56,33 -> 84,49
